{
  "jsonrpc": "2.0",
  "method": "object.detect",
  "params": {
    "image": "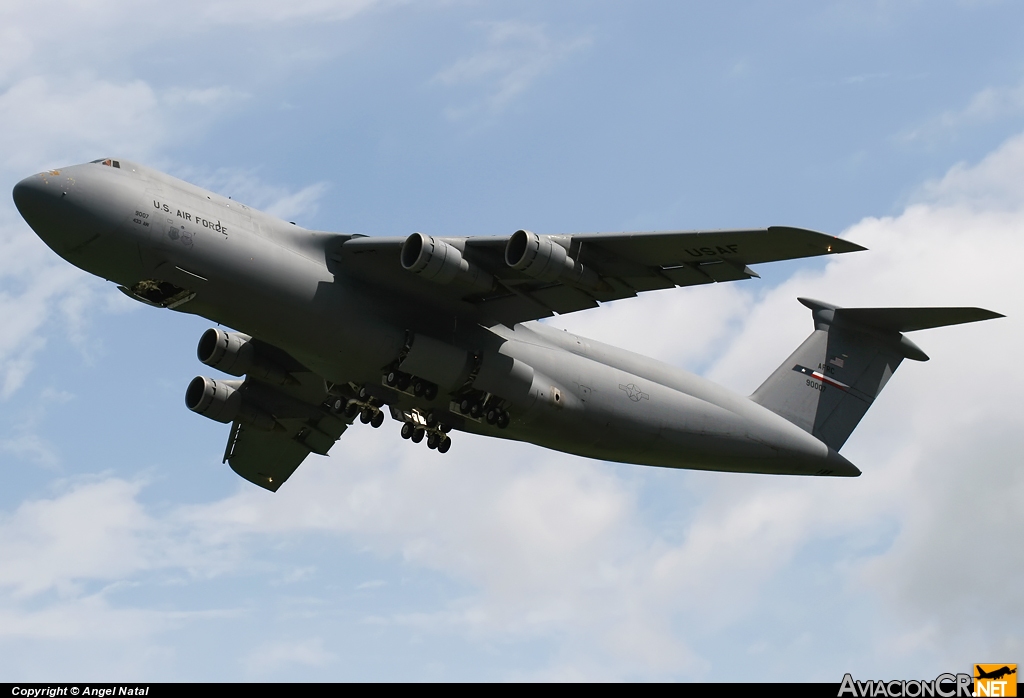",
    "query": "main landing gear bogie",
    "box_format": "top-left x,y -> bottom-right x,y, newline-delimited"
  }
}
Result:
456,393 -> 510,429
397,408 -> 452,453
332,387 -> 386,429
384,369 -> 438,401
